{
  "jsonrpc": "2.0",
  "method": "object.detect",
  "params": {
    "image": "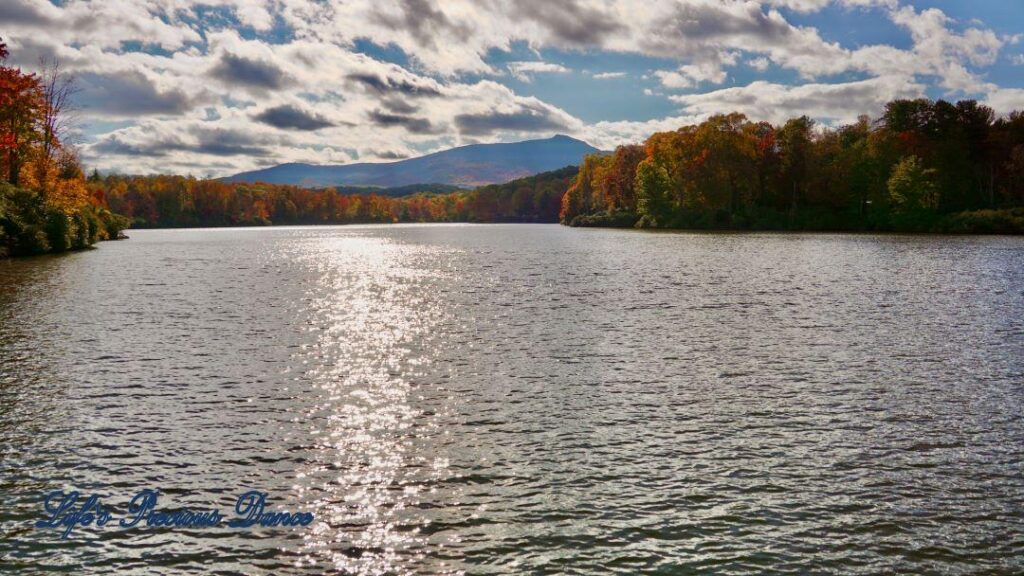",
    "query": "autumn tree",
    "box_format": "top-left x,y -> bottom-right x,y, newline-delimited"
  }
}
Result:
0,39 -> 45,186
888,155 -> 938,214
634,158 -> 671,226
601,144 -> 644,212
688,113 -> 757,214
777,116 -> 814,212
